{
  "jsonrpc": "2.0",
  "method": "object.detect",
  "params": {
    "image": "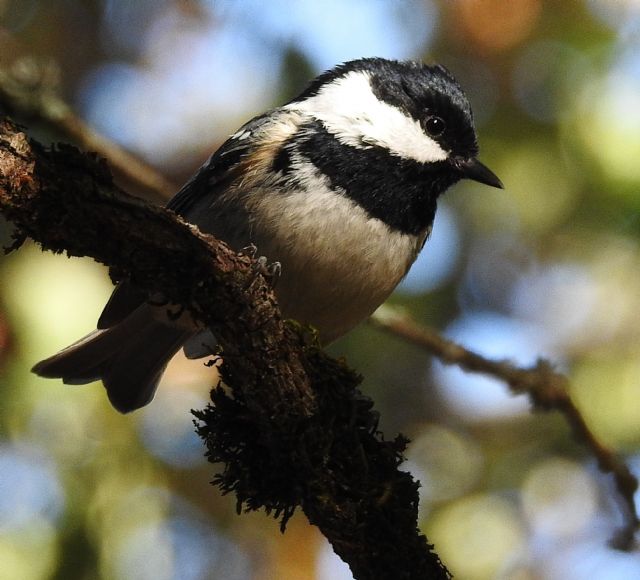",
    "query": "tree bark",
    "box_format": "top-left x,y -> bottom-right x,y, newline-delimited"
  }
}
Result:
0,119 -> 450,579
